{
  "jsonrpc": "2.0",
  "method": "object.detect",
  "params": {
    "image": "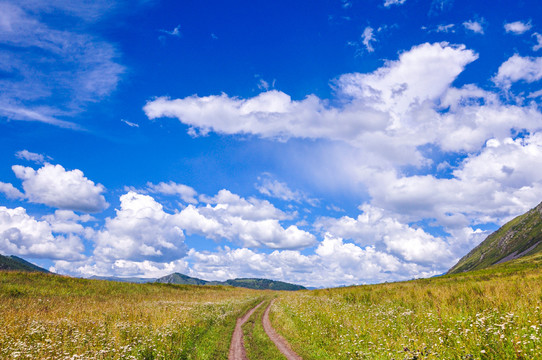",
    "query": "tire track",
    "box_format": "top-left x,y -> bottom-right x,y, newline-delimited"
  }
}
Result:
262,299 -> 302,360
229,301 -> 264,360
